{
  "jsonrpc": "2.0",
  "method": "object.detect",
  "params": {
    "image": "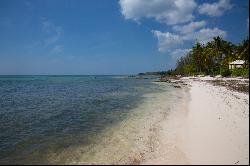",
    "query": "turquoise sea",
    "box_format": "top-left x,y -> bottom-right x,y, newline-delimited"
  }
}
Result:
0,75 -> 180,164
